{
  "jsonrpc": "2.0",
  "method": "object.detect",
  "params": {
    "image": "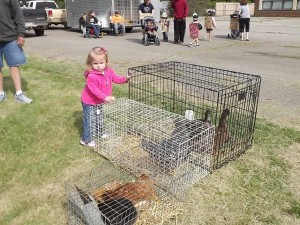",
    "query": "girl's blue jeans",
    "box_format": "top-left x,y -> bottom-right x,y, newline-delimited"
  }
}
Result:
81,102 -> 92,143
81,102 -> 104,143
